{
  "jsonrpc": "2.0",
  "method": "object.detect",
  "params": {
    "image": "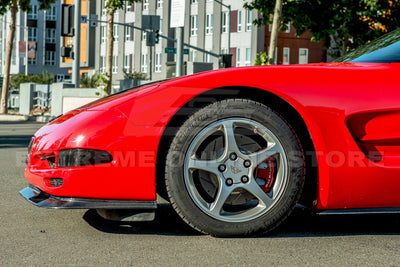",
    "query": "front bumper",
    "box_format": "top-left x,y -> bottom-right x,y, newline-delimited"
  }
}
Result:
19,186 -> 157,209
